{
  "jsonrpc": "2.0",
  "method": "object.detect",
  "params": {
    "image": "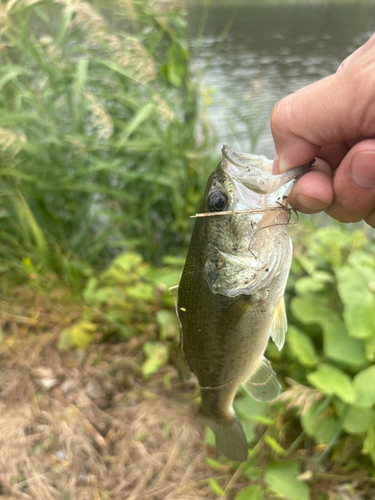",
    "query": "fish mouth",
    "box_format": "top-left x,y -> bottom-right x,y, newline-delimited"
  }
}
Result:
268,160 -> 314,196
221,145 -> 271,195
221,144 -> 273,172
221,144 -> 313,197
